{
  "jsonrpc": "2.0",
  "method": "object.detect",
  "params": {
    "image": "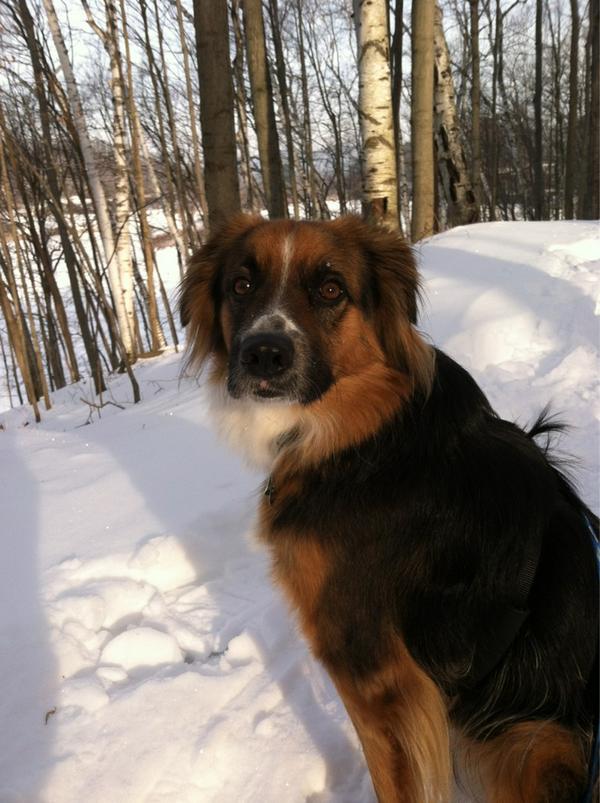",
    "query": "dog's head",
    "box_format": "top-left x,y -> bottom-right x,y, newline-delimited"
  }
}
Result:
180,215 -> 431,398
180,215 -> 433,466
